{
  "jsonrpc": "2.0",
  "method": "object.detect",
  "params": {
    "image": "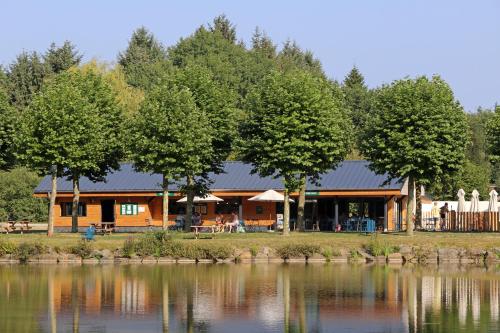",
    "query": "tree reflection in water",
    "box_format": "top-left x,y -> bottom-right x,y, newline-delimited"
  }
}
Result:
0,264 -> 498,333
